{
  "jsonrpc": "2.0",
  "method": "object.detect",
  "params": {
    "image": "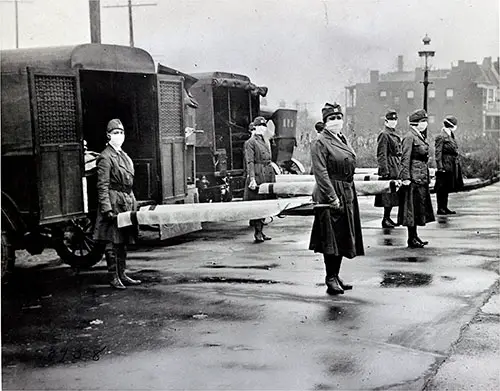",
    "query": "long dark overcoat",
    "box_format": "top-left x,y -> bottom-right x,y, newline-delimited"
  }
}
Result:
243,134 -> 276,201
434,129 -> 464,193
93,145 -> 137,244
375,127 -> 402,207
397,128 -> 435,226
309,131 -> 364,259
